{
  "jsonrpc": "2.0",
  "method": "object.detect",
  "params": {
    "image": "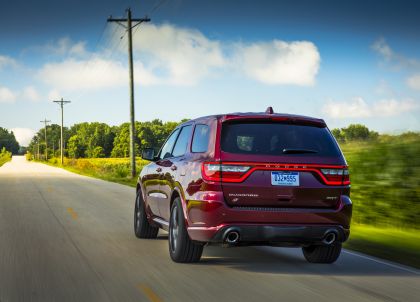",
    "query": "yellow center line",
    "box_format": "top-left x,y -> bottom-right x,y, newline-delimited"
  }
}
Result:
67,207 -> 78,219
137,284 -> 163,302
